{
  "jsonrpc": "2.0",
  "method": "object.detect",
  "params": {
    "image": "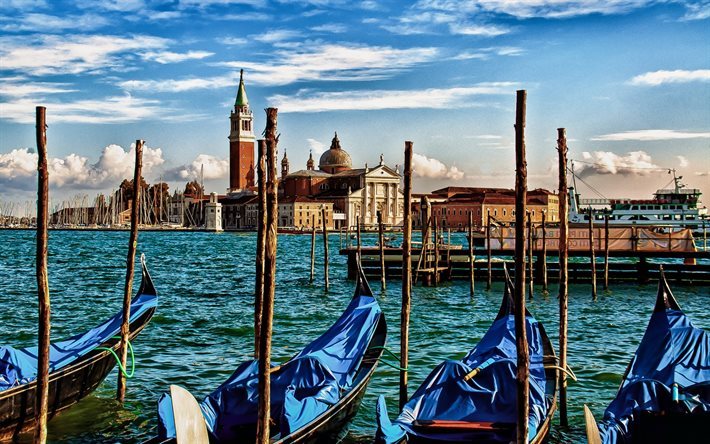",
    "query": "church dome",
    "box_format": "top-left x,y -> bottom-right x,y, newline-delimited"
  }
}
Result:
319,132 -> 352,173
